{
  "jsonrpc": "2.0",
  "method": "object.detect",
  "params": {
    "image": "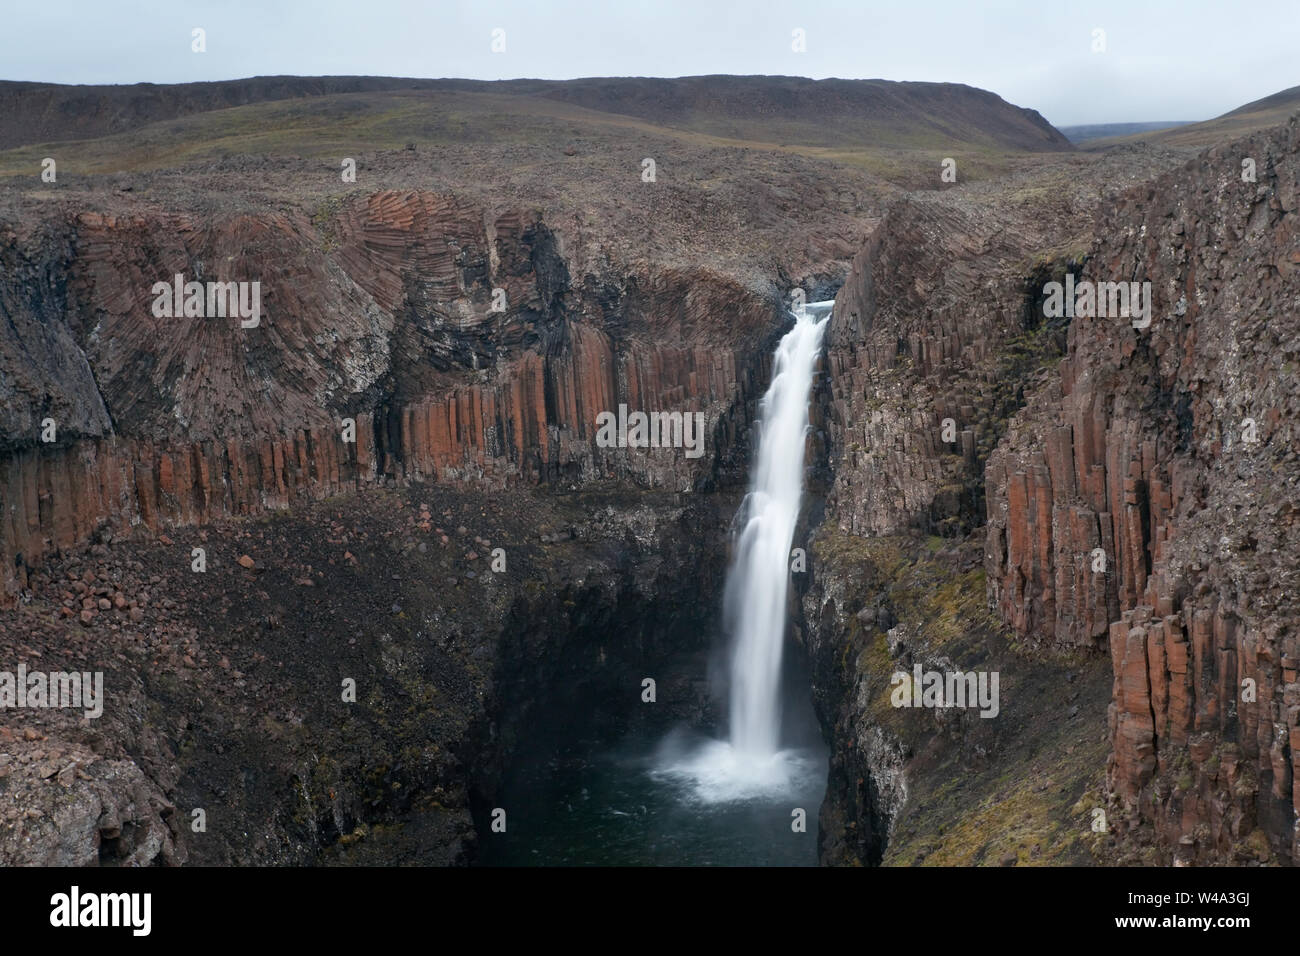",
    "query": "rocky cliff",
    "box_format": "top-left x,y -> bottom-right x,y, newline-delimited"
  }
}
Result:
807,164 -> 1099,865
985,116 -> 1300,864
824,192 -> 1066,541
0,152 -> 855,867
0,189 -> 786,607
811,116 -> 1300,866
0,184 -> 787,864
